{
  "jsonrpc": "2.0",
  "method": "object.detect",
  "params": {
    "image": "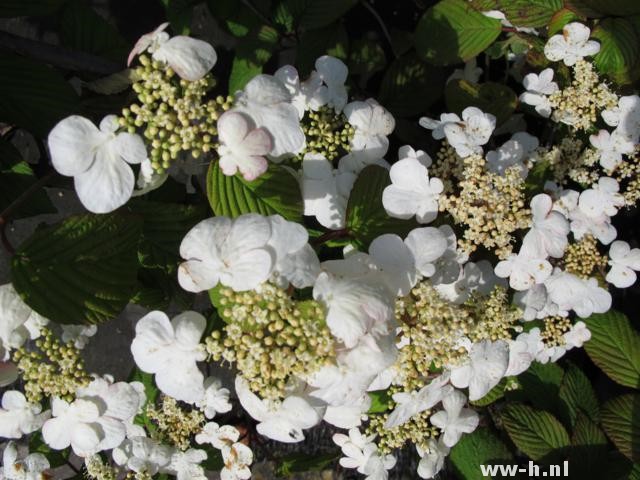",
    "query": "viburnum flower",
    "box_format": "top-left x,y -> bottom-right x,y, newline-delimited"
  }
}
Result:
60,324 -> 97,350
606,240 -> 640,288
112,436 -> 172,475
589,129 -> 636,171
429,390 -> 479,447
216,111 -> 272,181
447,58 -> 483,84
166,448 -> 207,480
418,113 -> 461,140
274,65 -> 325,118
41,397 -> 104,456
404,227 -> 448,278
519,68 -> 558,117
127,22 -> 217,81
323,394 -> 371,429
385,374 -> 452,428
178,214 -> 274,292
368,234 -> 418,296
0,284 -> 47,360
233,74 -> 305,158
315,55 -> 349,112
522,193 -> 570,258
130,311 -> 206,404
514,284 -> 557,321
563,321 -> 591,349
544,22 -> 600,66
442,107 -> 496,157
431,225 -> 468,285
602,94 -> 640,140
220,442 -> 253,480
486,132 -> 539,176
416,439 -> 449,479
449,340 -> 509,401
0,391 -> 49,439
1,442 -> 50,480
495,245 -> 553,291
362,451 -> 396,480
48,115 -> 146,213
559,188 -> 618,244
333,428 -> 382,475
435,260 -> 498,305
235,377 -> 321,443
545,270 -> 612,318
382,155 -> 443,224
195,377 -> 233,419
579,177 -> 625,218
195,422 -> 239,450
